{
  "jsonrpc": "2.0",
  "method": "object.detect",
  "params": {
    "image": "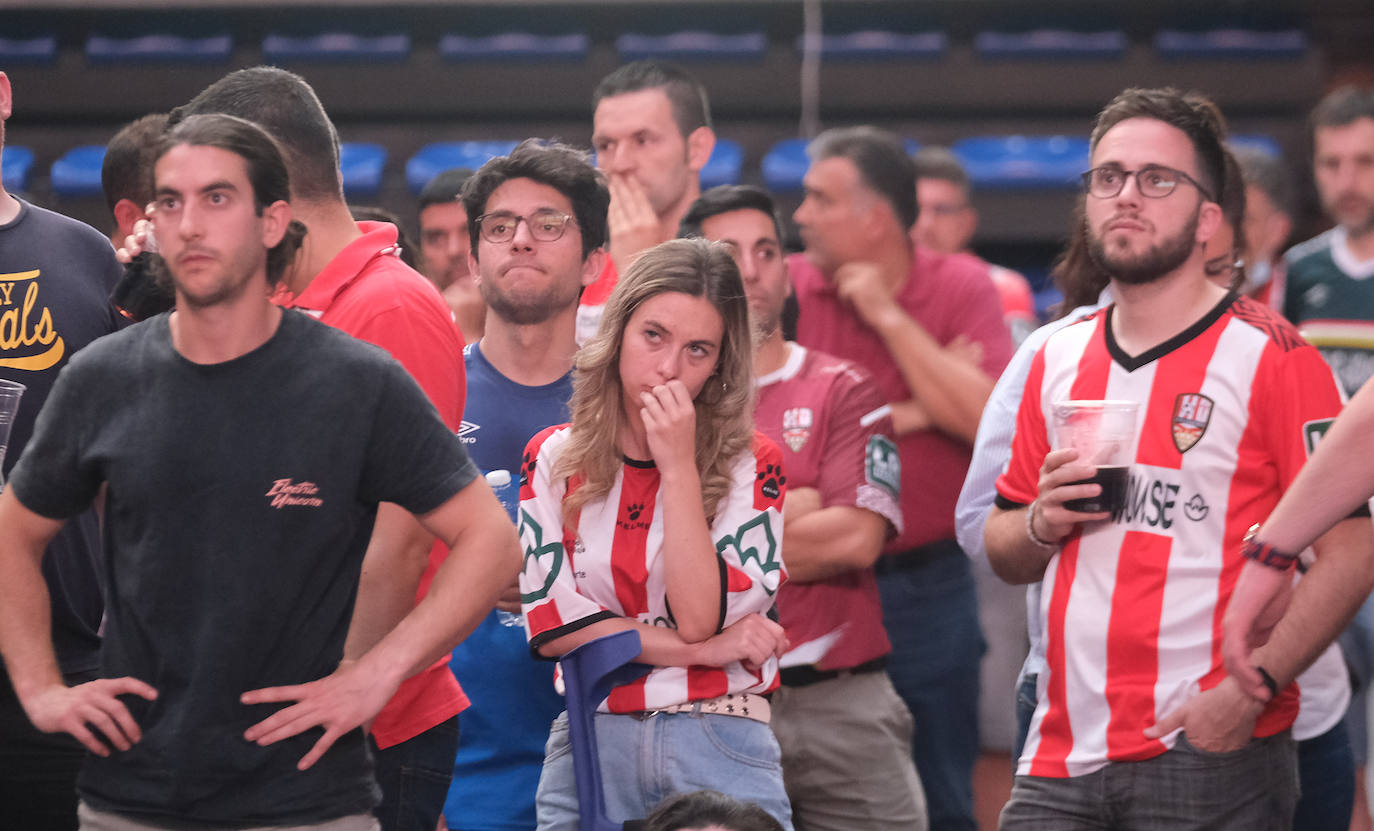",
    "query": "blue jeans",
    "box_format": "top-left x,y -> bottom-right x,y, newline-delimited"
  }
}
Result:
1000,732 -> 1298,830
370,716 -> 460,831
876,541 -> 984,831
1294,720 -> 1356,831
534,710 -> 792,830
1012,674 -> 1038,771
1338,594 -> 1374,766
